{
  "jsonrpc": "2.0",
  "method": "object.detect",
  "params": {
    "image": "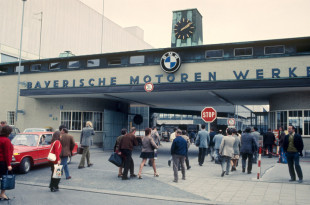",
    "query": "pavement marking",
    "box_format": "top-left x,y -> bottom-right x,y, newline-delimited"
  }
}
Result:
16,180 -> 212,204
